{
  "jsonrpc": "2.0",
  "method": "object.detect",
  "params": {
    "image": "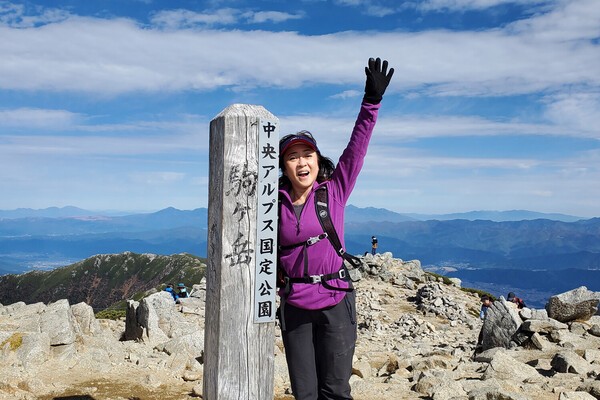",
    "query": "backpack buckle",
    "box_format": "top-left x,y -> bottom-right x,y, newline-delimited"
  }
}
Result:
309,275 -> 322,283
306,233 -> 328,246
